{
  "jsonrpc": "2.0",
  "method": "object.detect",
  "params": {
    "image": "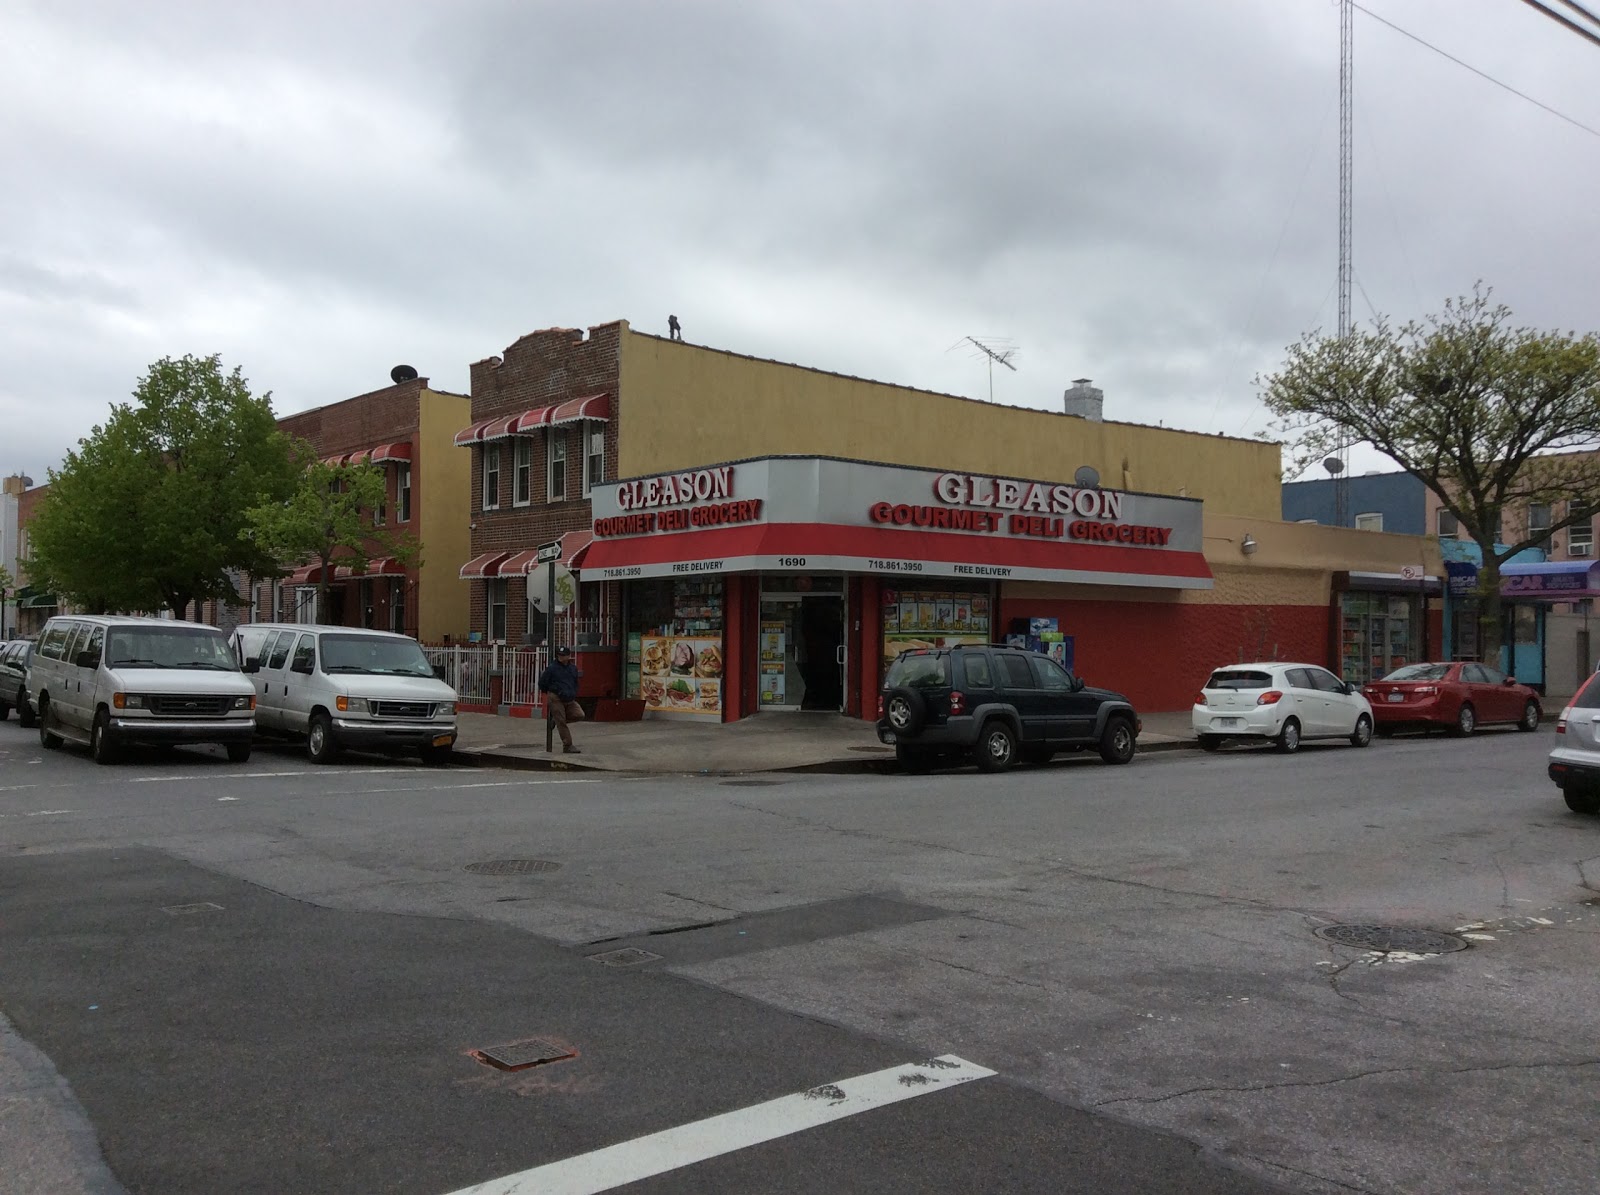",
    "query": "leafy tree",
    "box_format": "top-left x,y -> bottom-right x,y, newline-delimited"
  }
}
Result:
1262,288 -> 1600,661
245,452 -> 420,623
0,563 -> 12,634
27,355 -> 299,616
